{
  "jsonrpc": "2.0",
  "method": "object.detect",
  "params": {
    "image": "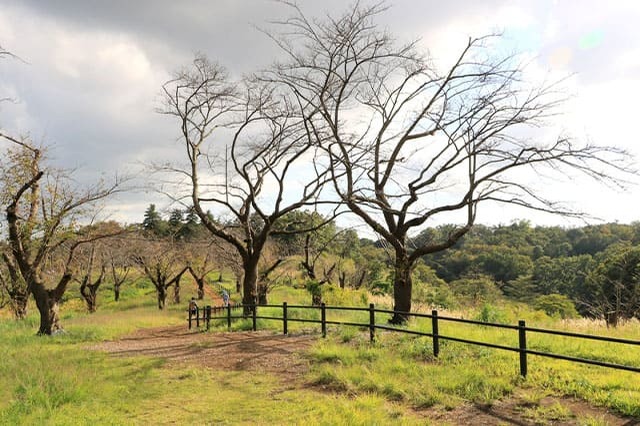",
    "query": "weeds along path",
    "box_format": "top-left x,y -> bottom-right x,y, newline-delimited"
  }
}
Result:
91,326 -> 315,379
